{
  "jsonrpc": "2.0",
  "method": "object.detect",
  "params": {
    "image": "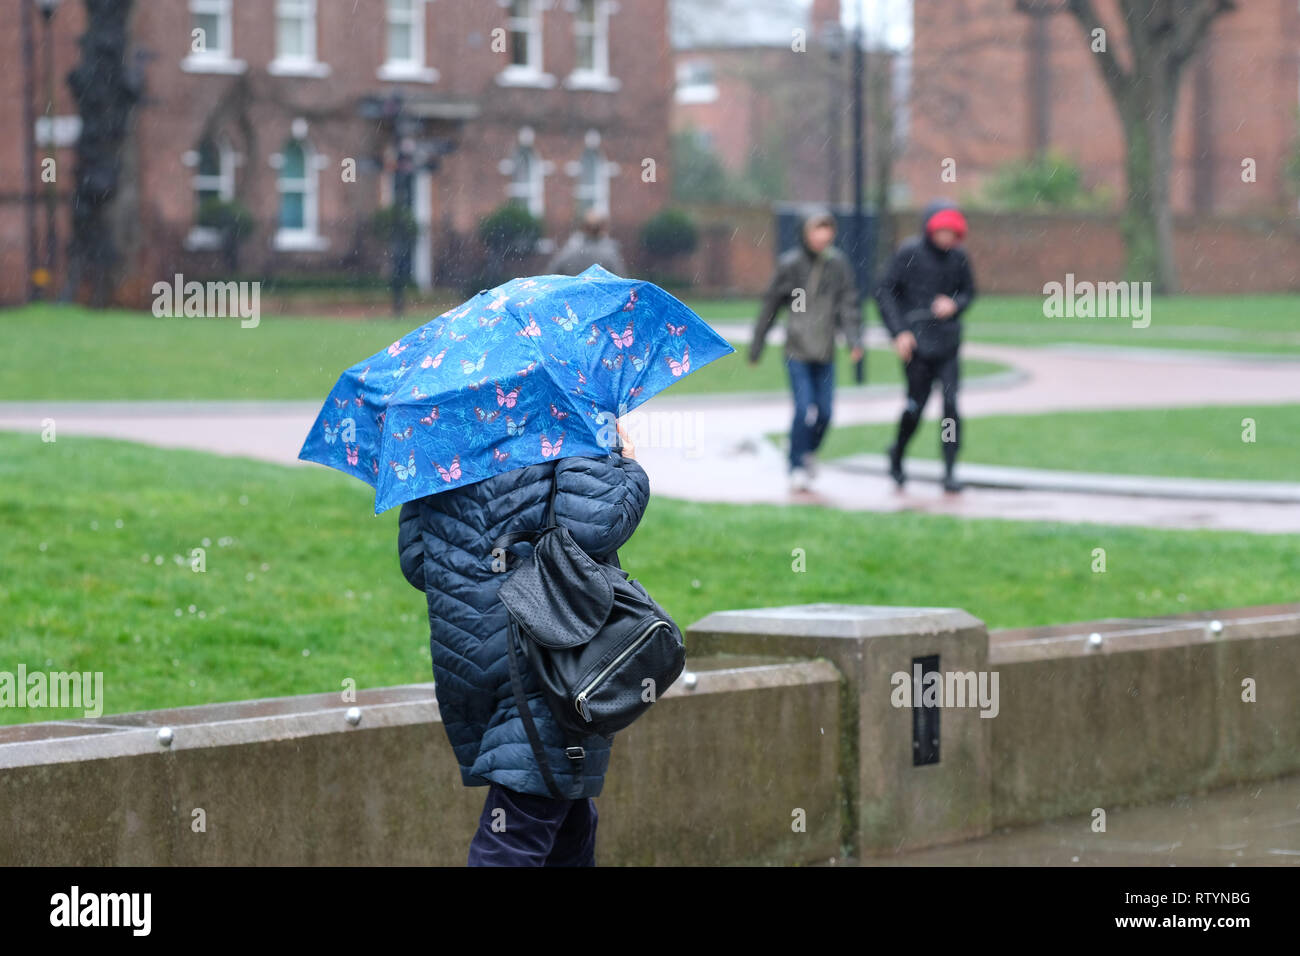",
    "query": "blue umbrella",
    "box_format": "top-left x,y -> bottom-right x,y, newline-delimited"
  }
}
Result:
299,265 -> 734,513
